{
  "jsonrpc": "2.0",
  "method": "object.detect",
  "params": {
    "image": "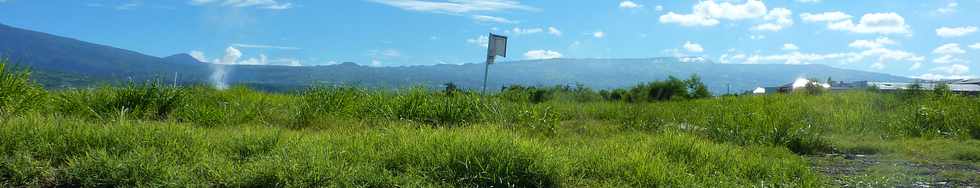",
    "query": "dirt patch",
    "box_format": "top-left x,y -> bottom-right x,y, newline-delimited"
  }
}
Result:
808,154 -> 979,187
